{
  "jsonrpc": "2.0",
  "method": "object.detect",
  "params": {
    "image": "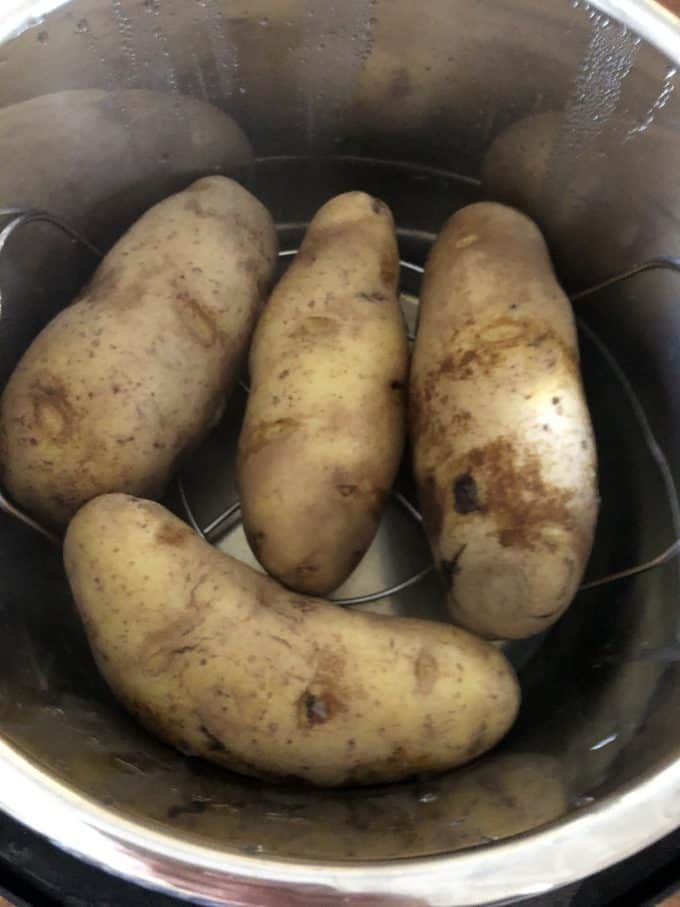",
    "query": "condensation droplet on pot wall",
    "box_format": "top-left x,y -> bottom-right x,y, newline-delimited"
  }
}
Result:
539,12 -> 640,219
626,67 -> 677,140
112,0 -> 140,89
199,0 -> 238,100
